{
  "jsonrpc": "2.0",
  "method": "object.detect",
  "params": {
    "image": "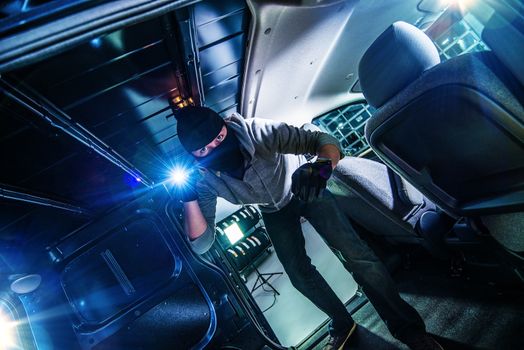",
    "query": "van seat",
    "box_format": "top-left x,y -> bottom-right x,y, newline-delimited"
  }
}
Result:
329,157 -> 436,244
